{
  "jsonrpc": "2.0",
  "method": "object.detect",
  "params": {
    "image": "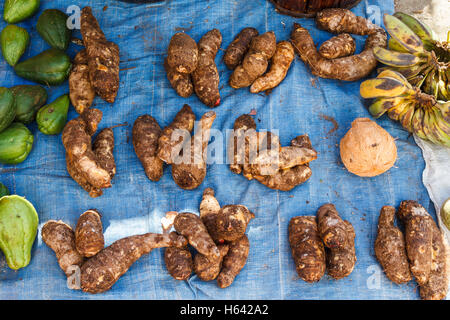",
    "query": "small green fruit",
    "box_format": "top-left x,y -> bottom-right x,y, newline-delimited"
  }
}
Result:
0,122 -> 34,164
11,85 -> 48,124
36,94 -> 69,135
0,195 -> 38,270
1,24 -> 29,66
37,9 -> 72,51
3,0 -> 40,24
0,87 -> 16,133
